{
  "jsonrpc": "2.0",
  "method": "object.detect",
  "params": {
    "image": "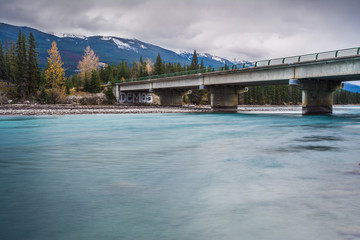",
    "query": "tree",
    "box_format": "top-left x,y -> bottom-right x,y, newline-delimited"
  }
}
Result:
77,46 -> 99,84
200,58 -> 205,70
45,41 -> 65,89
71,75 -> 80,92
89,70 -> 101,93
145,58 -> 153,76
0,42 -> 4,79
0,42 -> 10,81
190,50 -> 199,70
105,73 -> 115,103
154,53 -> 164,75
15,30 -> 27,97
65,77 -> 73,94
4,41 -> 17,83
27,32 -> 40,96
